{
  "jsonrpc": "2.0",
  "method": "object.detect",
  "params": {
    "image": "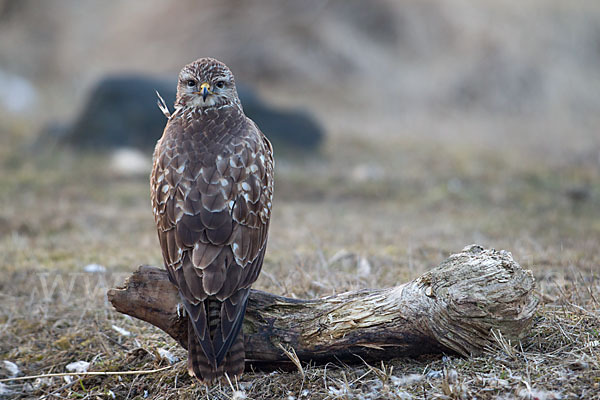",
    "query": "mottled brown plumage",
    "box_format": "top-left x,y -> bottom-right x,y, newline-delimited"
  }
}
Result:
150,58 -> 273,382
